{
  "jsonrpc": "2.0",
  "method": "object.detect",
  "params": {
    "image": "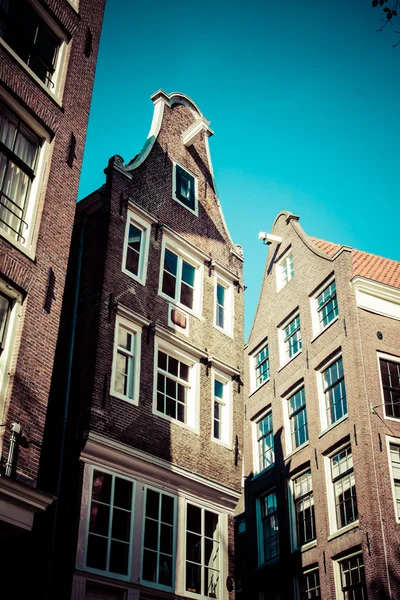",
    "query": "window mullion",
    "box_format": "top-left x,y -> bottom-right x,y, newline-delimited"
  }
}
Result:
106,474 -> 115,572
